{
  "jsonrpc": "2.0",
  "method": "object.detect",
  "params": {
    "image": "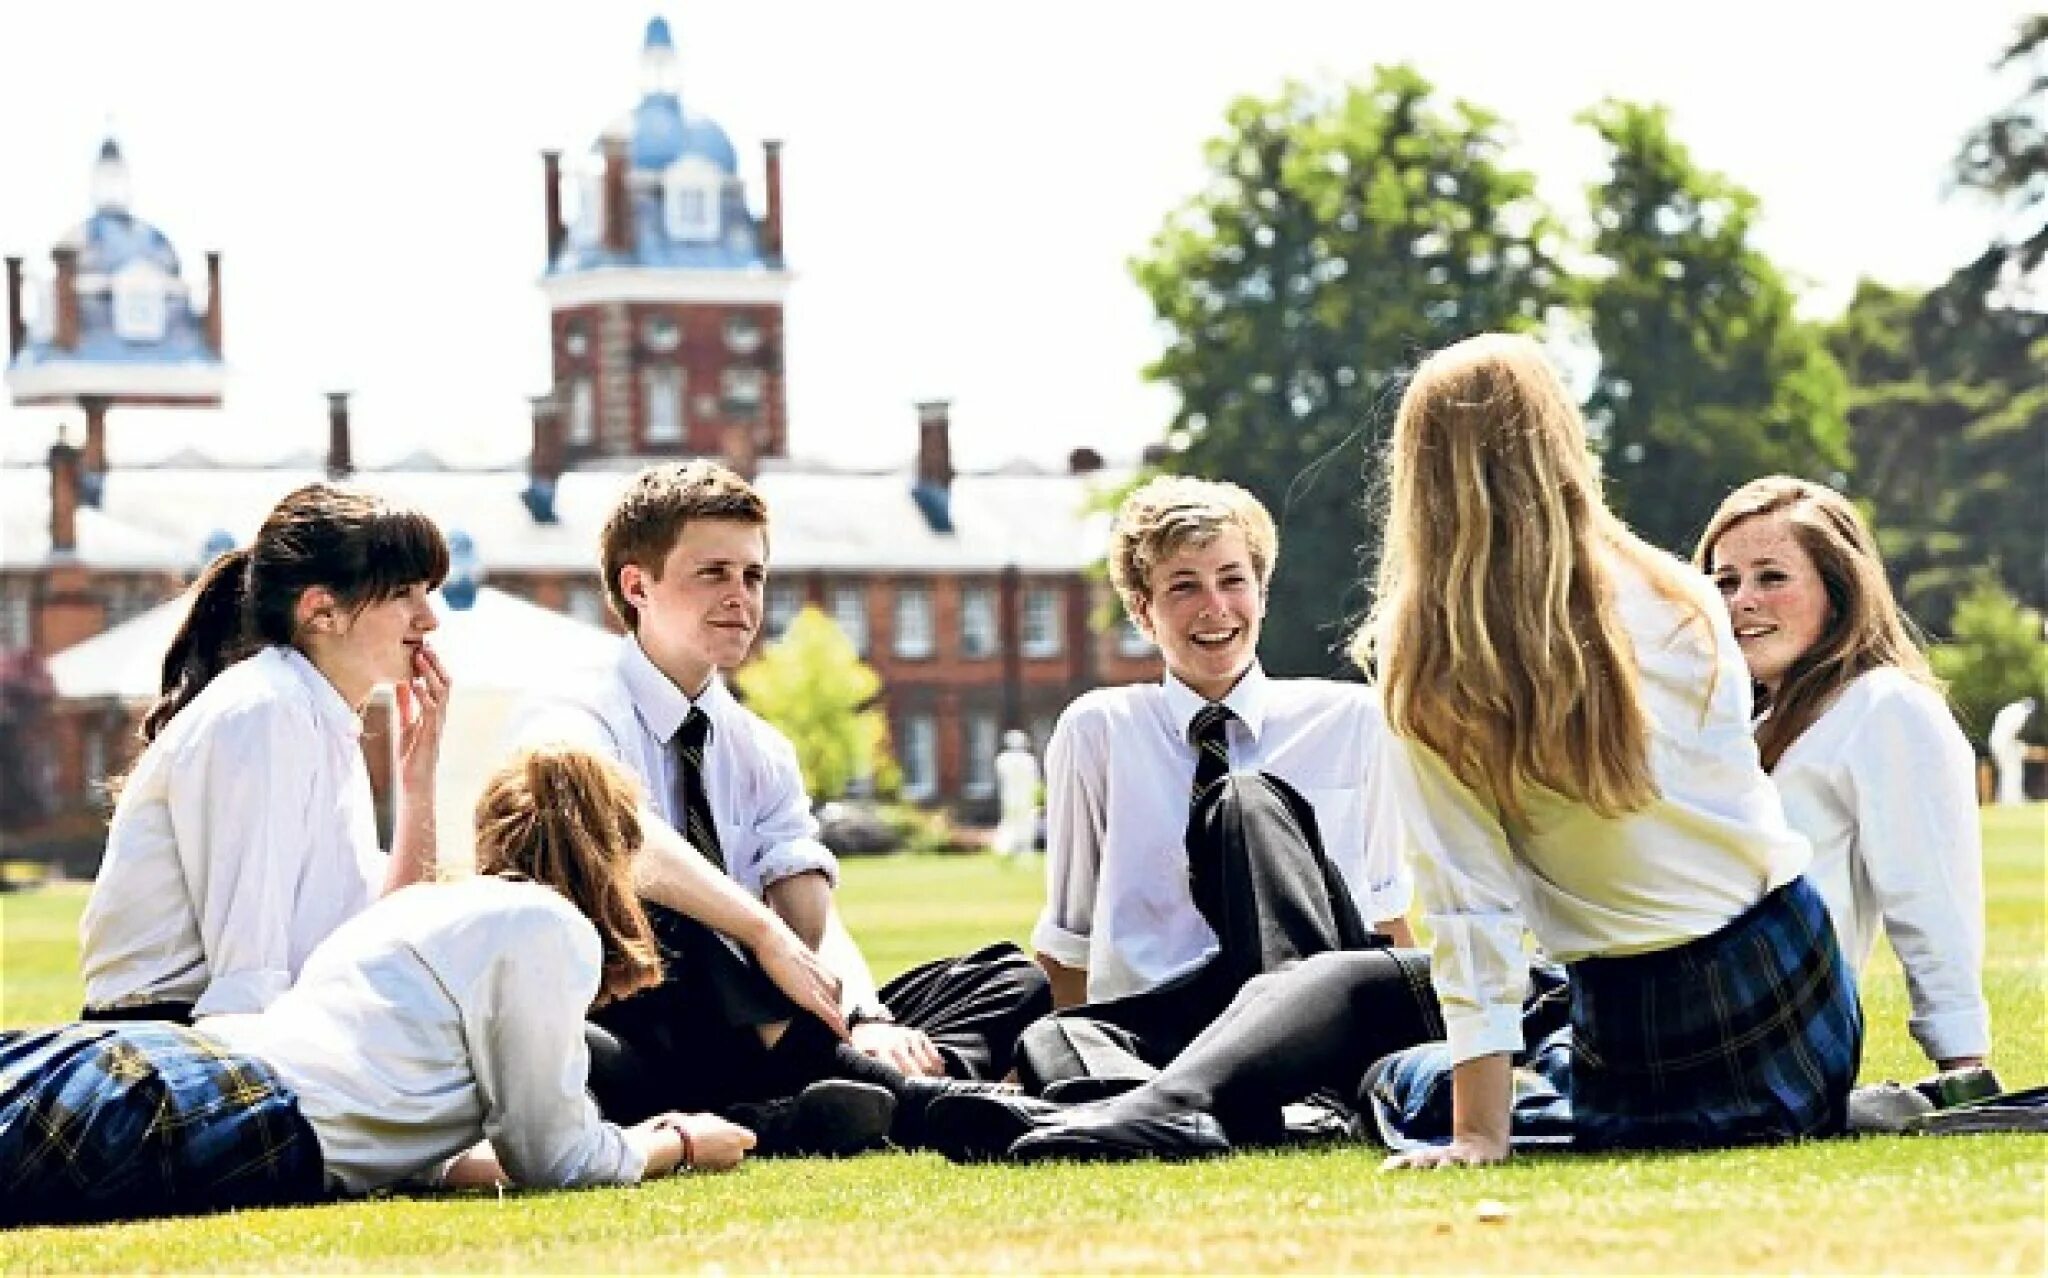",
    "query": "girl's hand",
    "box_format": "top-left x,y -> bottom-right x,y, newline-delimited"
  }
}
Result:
1383,1136 -> 1509,1170
395,642 -> 451,792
